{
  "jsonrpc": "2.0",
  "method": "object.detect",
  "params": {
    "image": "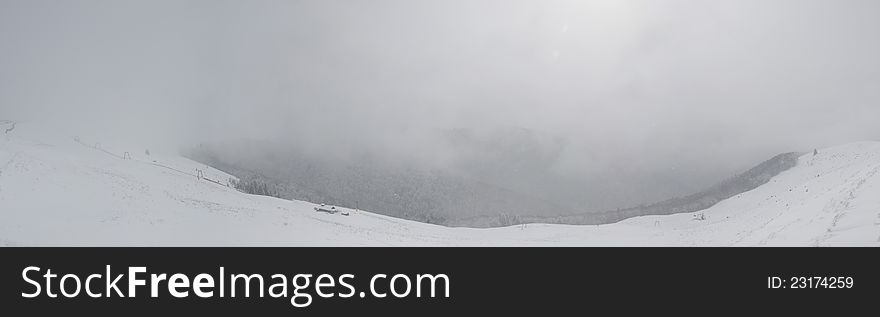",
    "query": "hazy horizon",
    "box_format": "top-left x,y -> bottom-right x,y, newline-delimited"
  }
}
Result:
2,0 -> 880,203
